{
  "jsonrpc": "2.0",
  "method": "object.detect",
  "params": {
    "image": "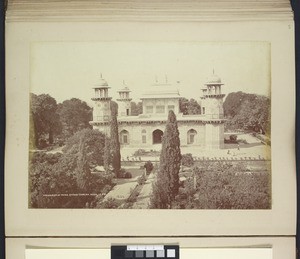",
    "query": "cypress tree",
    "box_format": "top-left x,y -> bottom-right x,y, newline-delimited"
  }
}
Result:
152,110 -> 181,208
110,102 -> 121,177
103,136 -> 111,172
75,137 -> 91,191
